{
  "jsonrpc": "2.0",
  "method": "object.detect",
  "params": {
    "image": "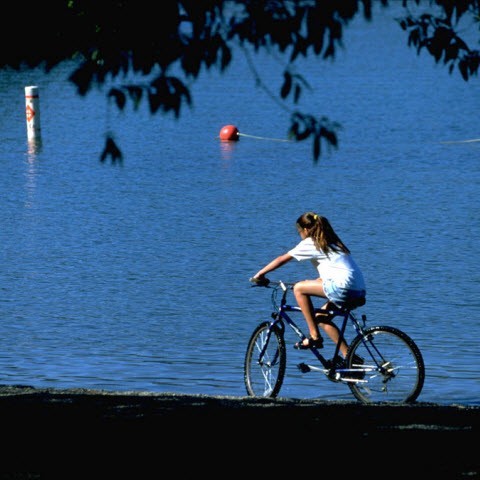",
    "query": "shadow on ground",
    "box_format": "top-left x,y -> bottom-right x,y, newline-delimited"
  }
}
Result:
0,385 -> 478,478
